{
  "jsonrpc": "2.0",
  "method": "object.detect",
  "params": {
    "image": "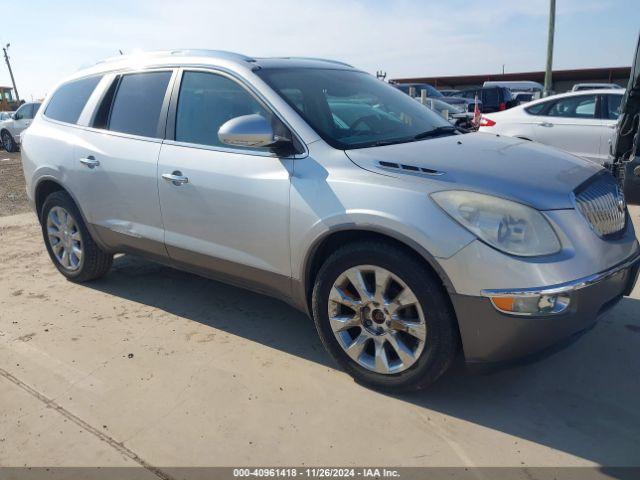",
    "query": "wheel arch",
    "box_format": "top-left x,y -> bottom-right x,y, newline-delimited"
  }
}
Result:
33,177 -> 108,251
35,178 -> 66,221
302,227 -> 456,312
